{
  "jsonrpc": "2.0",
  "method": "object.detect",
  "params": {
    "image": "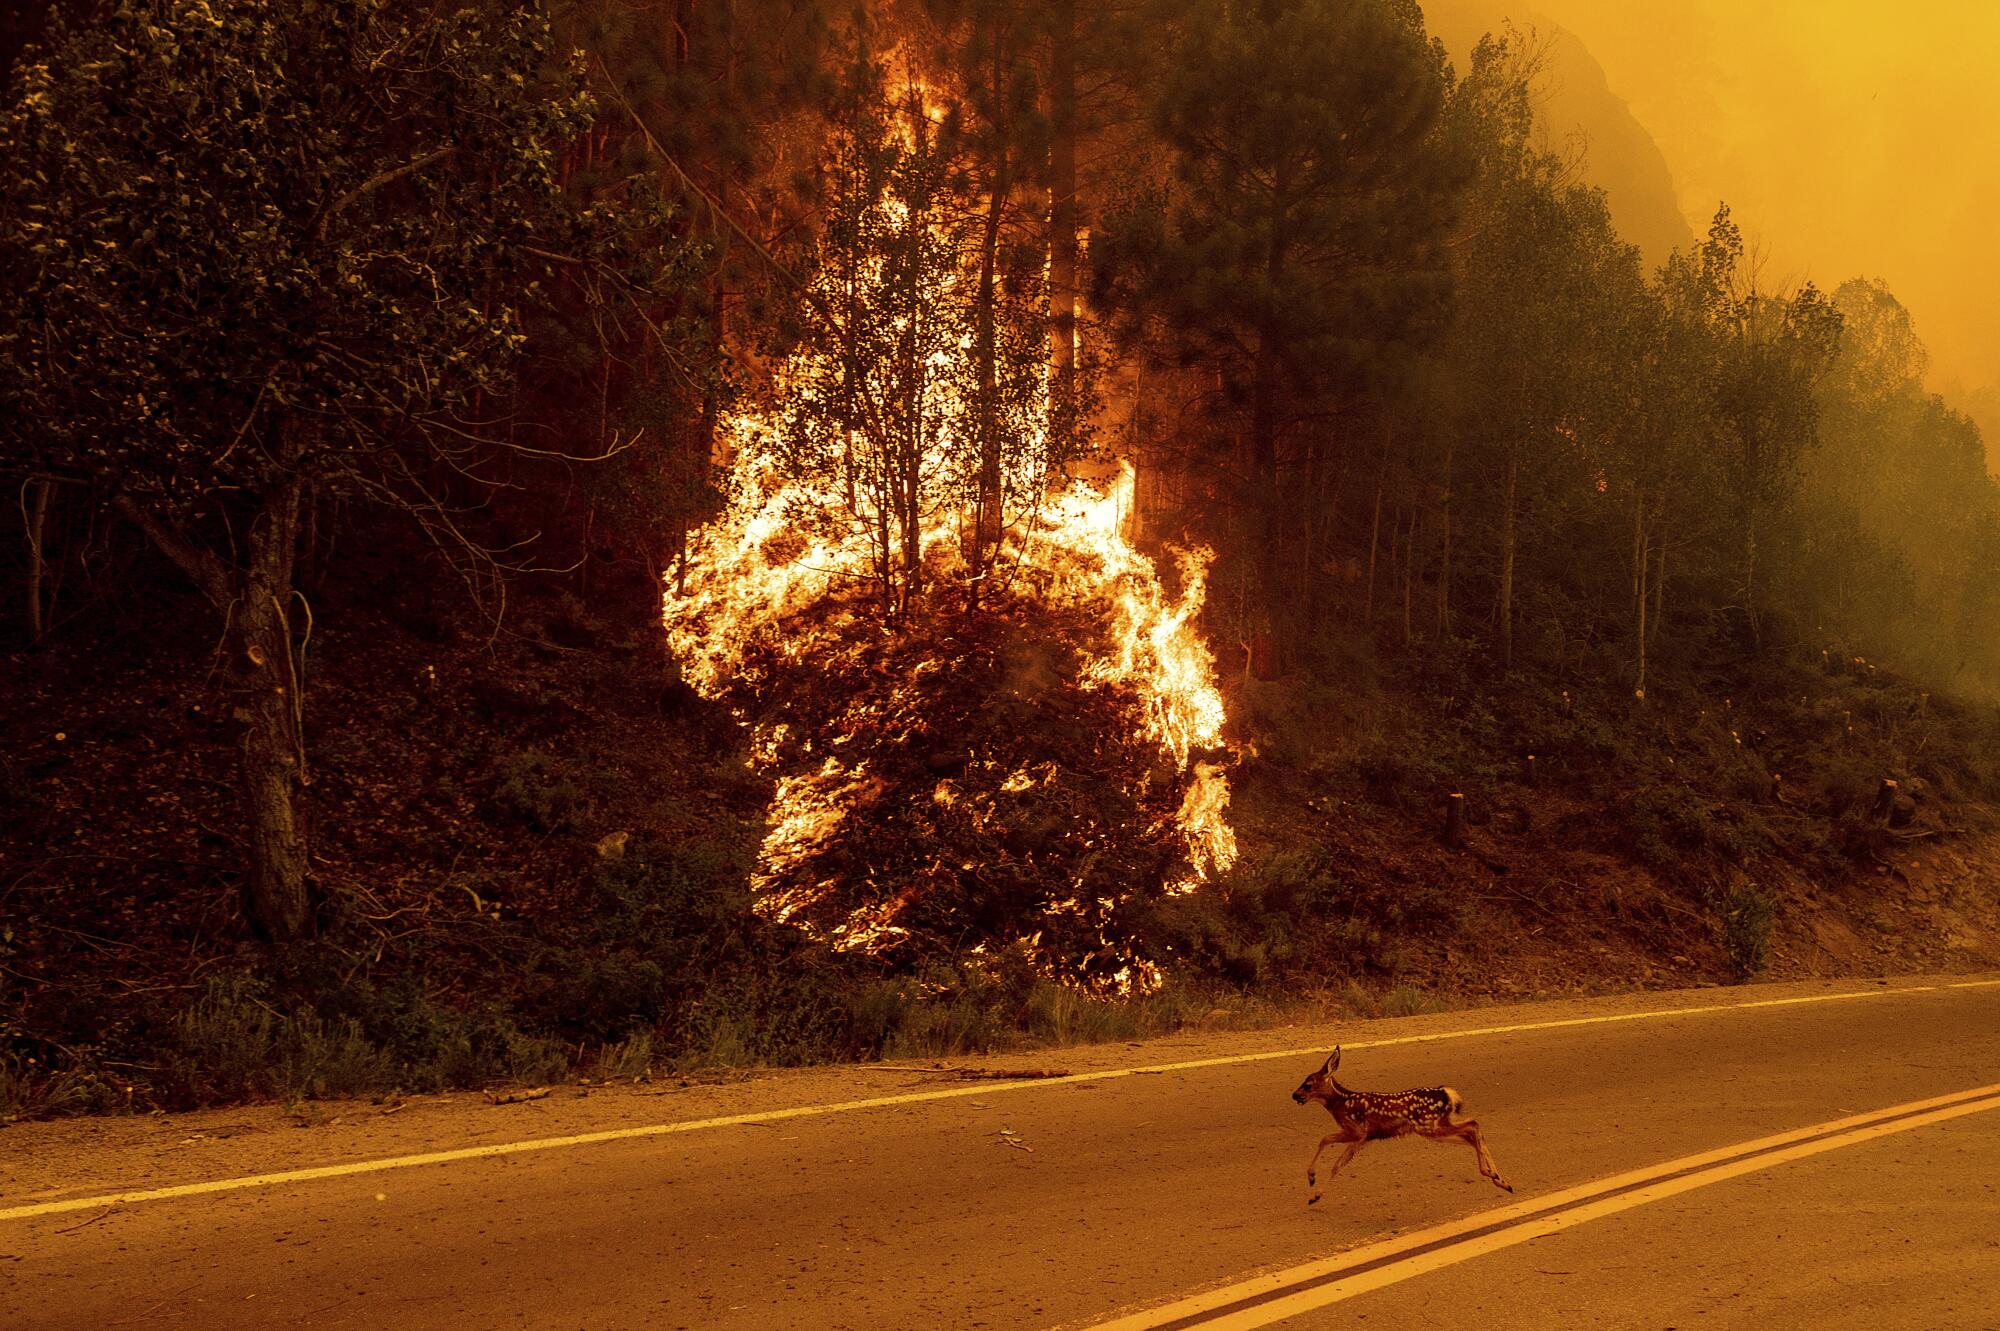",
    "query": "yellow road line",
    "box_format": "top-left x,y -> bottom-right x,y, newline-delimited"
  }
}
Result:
2,978 -> 1992,1224
1084,1082 -> 2000,1331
